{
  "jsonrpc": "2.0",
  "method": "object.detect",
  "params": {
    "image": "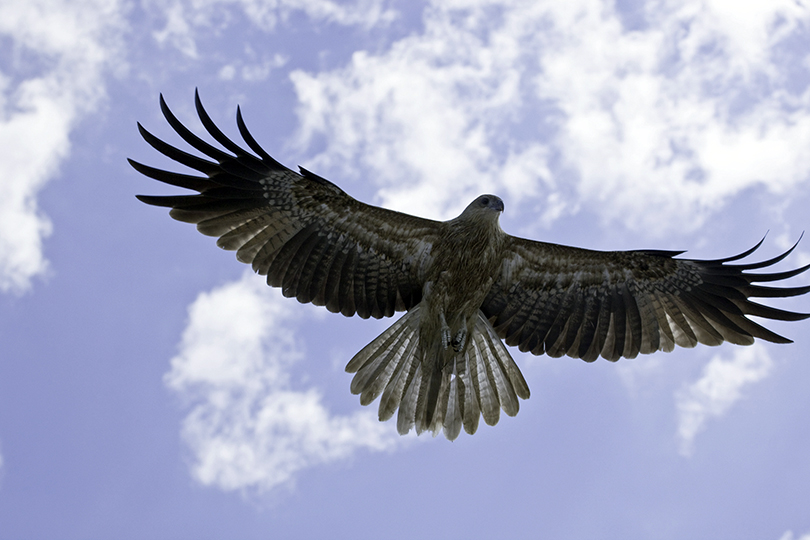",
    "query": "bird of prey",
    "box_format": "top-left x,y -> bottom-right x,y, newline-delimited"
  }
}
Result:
132,92 -> 810,441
